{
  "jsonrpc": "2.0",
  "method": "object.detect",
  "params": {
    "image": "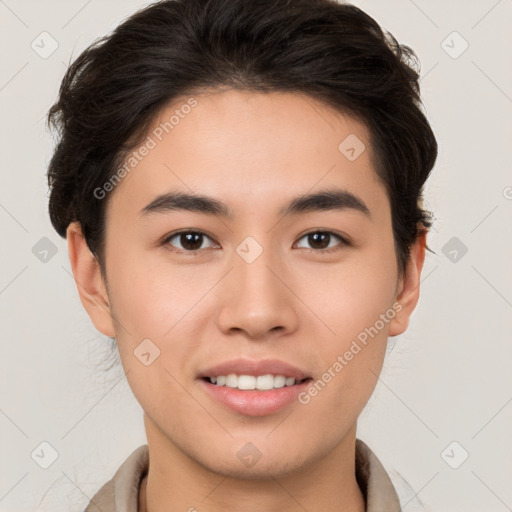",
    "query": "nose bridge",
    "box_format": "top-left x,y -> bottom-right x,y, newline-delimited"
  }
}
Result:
216,234 -> 298,337
234,235 -> 284,305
